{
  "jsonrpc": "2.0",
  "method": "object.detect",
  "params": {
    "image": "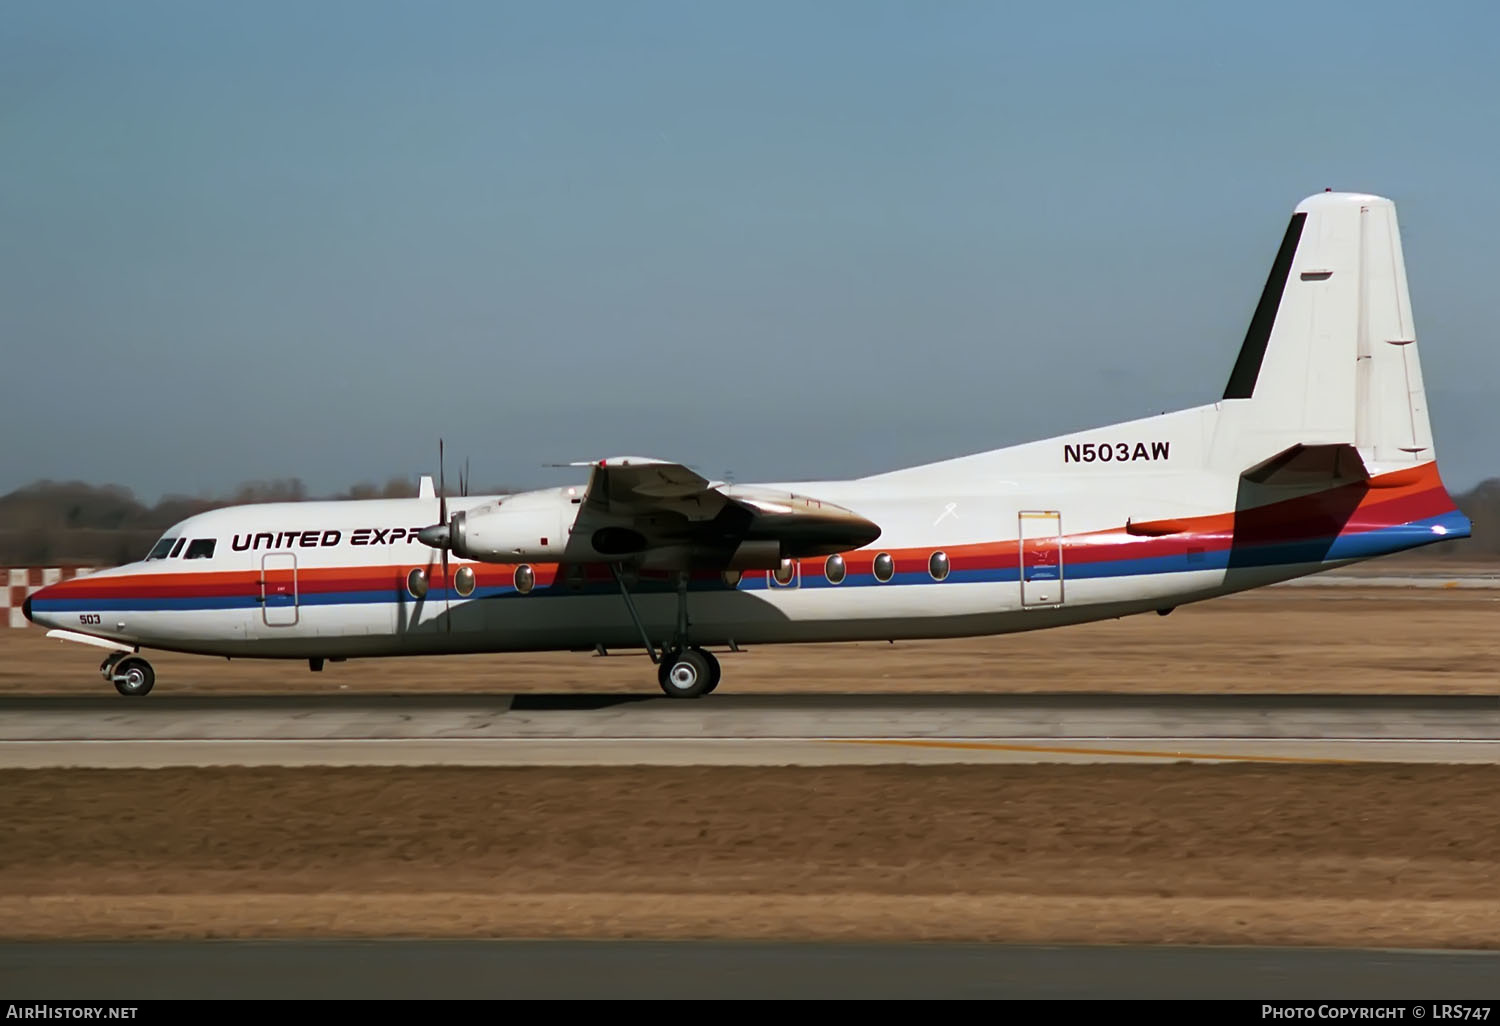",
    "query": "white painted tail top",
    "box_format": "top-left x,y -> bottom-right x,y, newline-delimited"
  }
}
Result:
1217,191 -> 1433,472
